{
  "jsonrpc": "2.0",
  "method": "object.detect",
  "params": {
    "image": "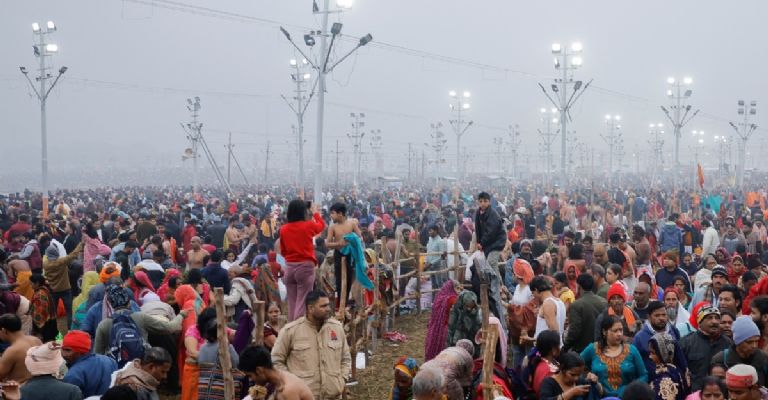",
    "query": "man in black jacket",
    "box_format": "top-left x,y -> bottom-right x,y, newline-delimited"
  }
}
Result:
564,273 -> 606,353
474,192 -> 507,278
679,305 -> 732,391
